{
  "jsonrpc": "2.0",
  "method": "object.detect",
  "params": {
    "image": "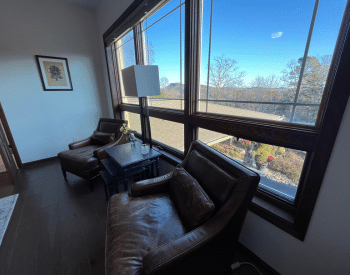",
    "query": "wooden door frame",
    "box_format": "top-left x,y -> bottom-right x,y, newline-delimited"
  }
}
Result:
0,102 -> 22,169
